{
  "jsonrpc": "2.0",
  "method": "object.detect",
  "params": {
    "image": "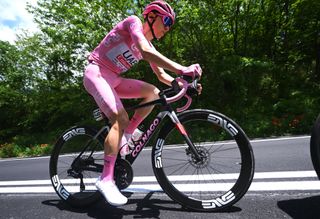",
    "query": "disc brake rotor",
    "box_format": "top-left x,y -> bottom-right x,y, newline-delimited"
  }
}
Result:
187,147 -> 210,168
